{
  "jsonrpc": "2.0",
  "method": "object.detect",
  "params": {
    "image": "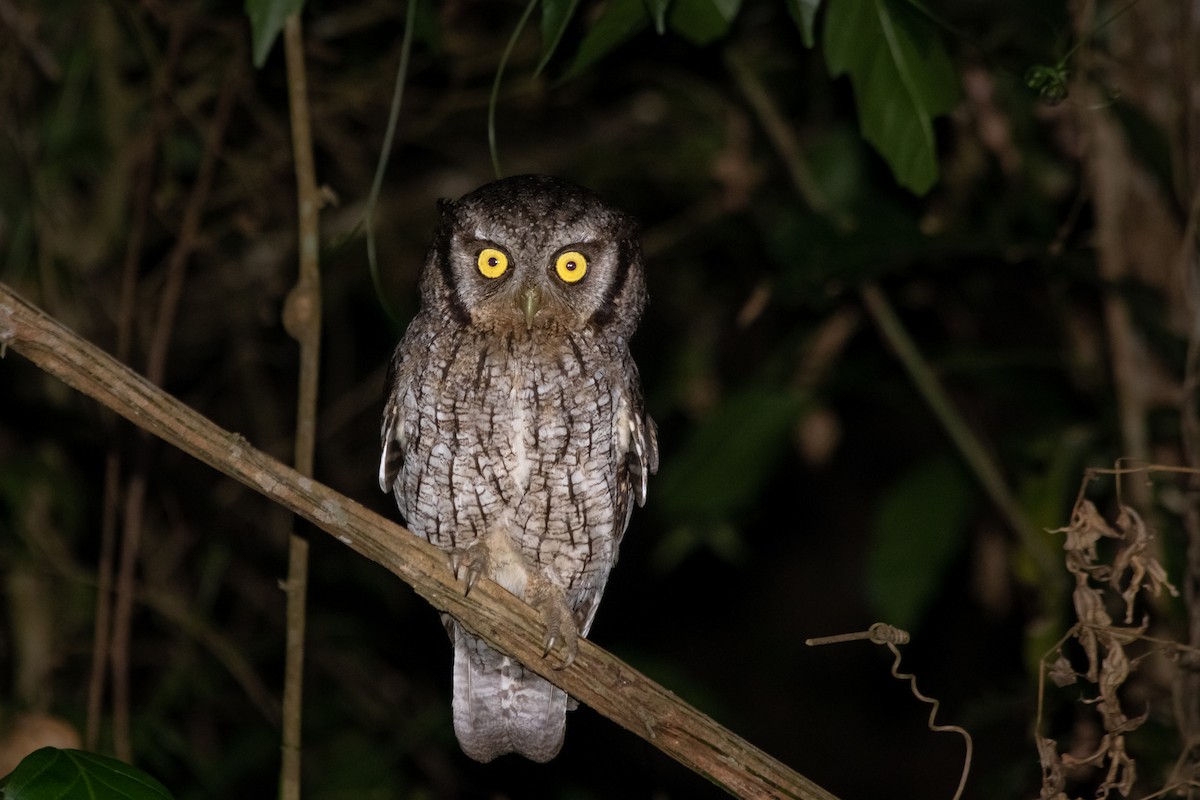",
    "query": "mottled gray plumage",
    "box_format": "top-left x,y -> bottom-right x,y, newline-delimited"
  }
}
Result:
379,175 -> 657,762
